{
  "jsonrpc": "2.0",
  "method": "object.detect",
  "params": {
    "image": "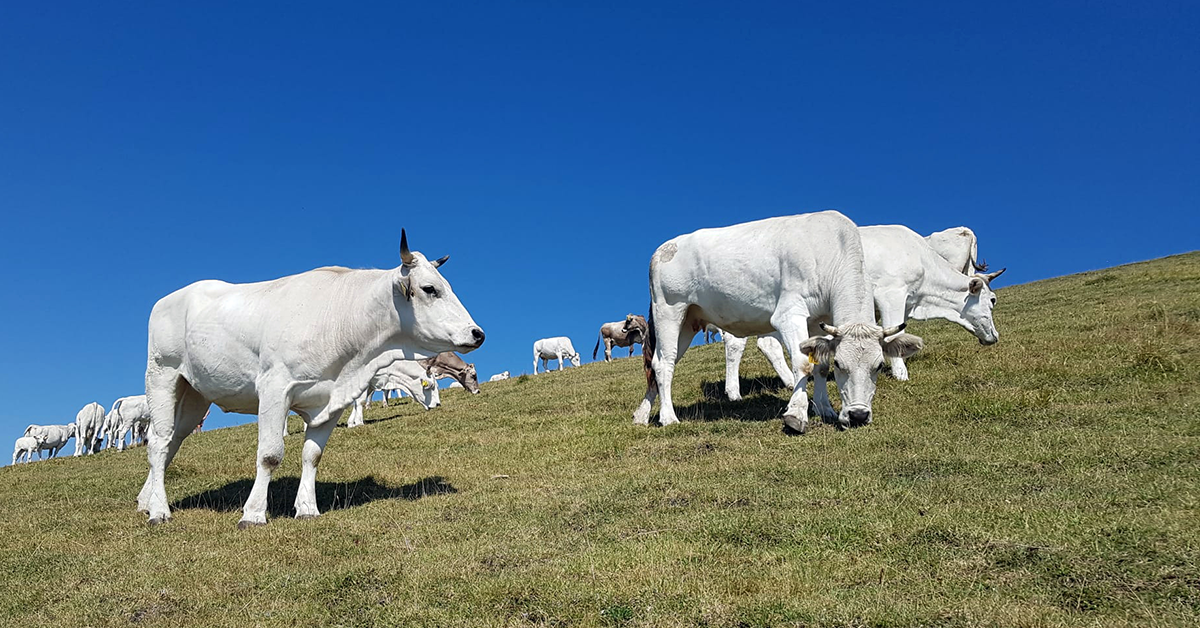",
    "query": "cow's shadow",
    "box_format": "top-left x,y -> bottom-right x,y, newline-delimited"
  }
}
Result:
667,376 -> 791,423
171,475 -> 456,517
